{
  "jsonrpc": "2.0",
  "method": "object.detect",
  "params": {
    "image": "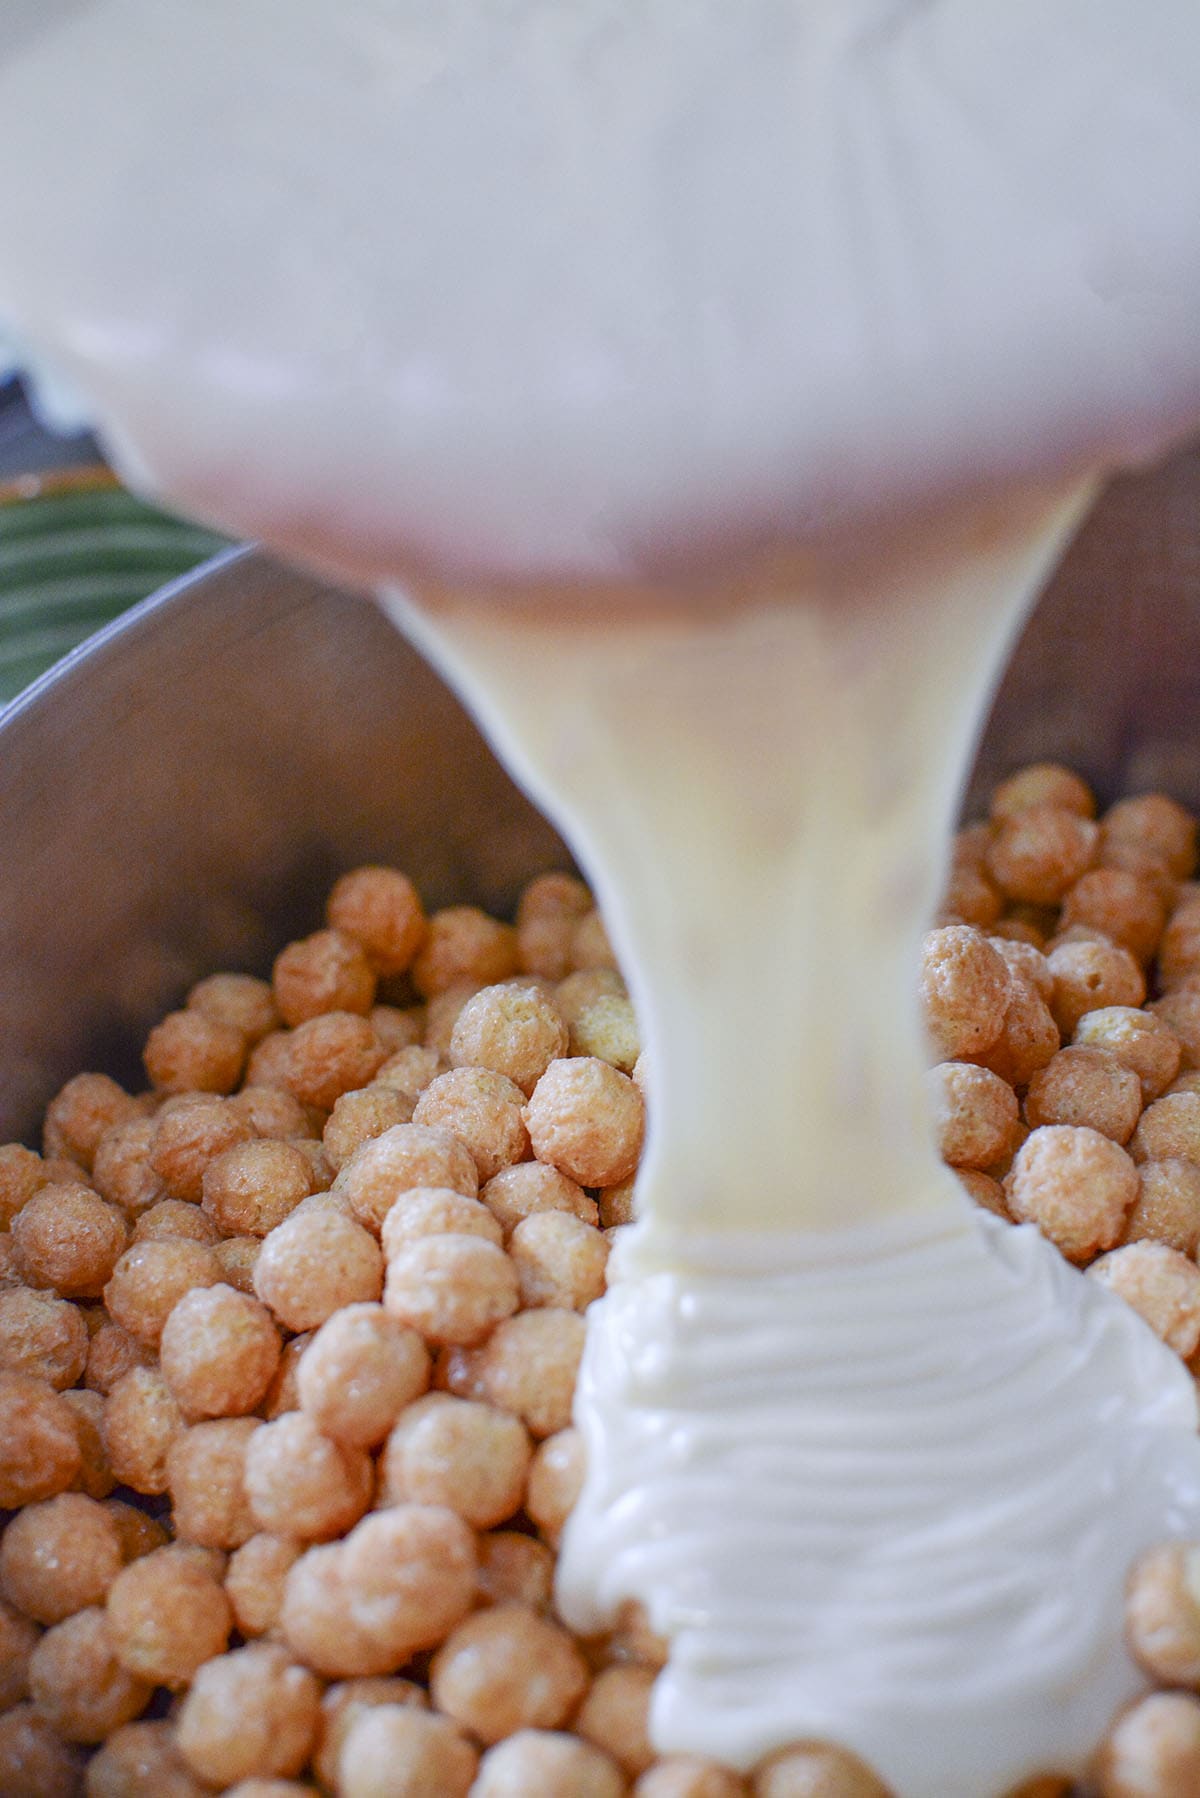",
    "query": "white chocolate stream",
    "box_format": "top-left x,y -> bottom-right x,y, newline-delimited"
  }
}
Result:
4,4 -> 1200,1790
